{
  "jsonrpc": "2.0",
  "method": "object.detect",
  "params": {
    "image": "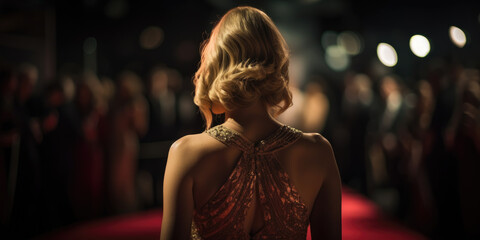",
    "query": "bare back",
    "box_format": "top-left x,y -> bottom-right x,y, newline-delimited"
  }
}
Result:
161,123 -> 341,240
